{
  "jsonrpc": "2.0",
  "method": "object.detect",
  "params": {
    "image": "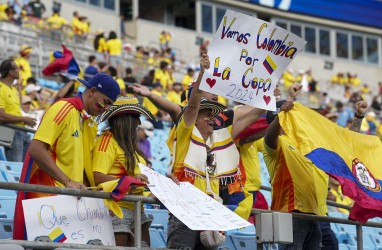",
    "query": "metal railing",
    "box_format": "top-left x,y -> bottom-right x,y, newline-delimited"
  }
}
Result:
1,125 -> 382,249
0,181 -> 381,249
